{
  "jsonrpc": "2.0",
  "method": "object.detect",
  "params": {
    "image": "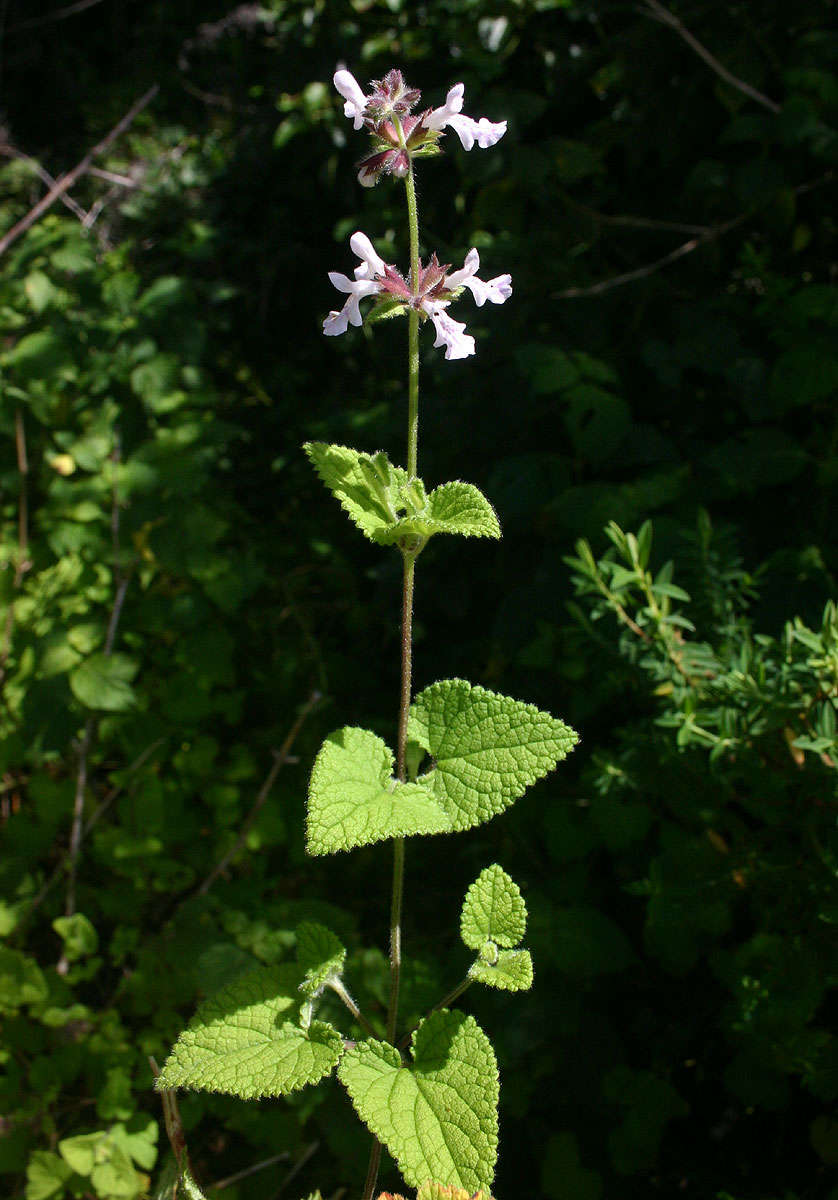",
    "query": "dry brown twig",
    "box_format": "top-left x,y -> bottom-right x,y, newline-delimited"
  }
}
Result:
196,689 -> 323,896
641,0 -> 781,114
0,84 -> 158,258
0,410 -> 31,690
